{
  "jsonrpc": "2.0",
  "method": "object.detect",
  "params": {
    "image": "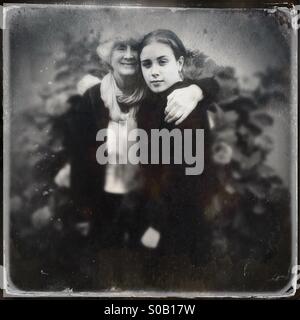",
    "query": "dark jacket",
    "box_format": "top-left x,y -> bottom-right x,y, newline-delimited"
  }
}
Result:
62,85 -> 110,219
62,78 -> 218,223
137,79 -> 218,258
